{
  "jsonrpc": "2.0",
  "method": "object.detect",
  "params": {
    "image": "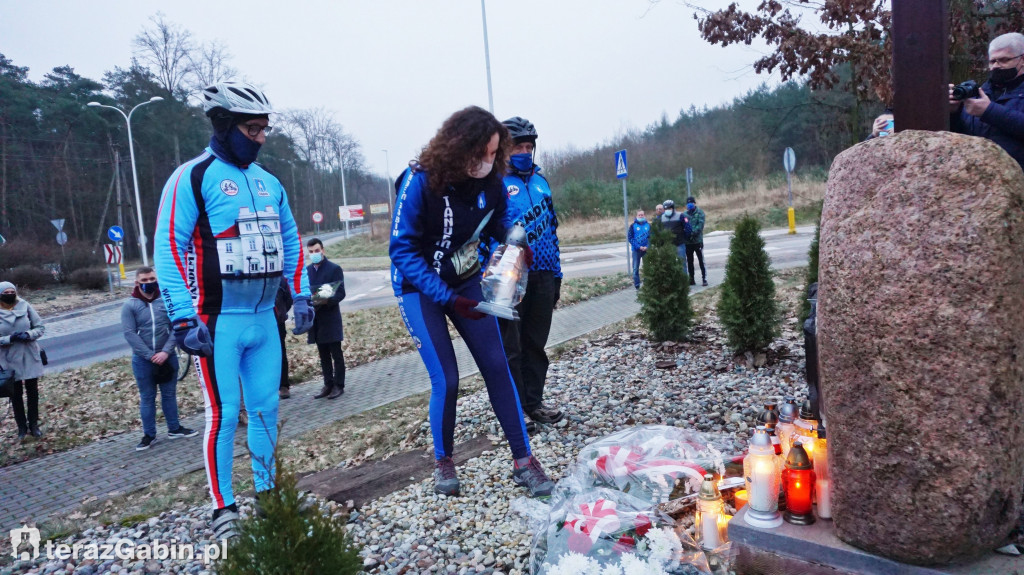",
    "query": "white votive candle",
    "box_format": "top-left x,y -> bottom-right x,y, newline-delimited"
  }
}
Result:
816,478 -> 832,519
